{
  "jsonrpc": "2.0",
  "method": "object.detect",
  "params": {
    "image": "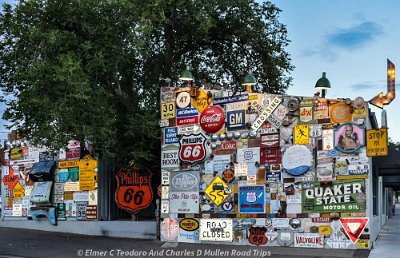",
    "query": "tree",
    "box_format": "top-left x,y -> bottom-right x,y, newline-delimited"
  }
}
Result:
0,0 -> 293,167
